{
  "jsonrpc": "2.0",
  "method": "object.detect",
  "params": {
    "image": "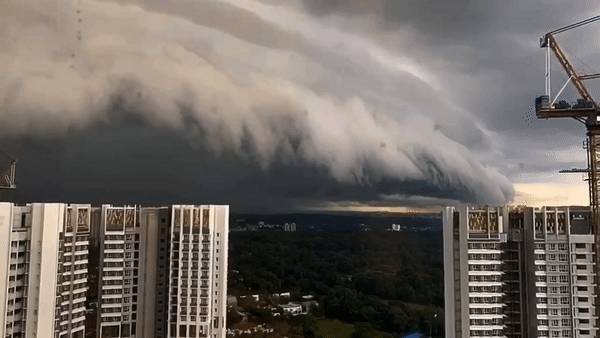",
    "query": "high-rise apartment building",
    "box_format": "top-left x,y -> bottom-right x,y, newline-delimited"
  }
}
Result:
0,202 -> 229,338
166,205 -> 229,338
283,222 -> 296,232
95,205 -> 157,338
92,204 -> 229,338
0,203 -> 91,338
444,205 -> 598,338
